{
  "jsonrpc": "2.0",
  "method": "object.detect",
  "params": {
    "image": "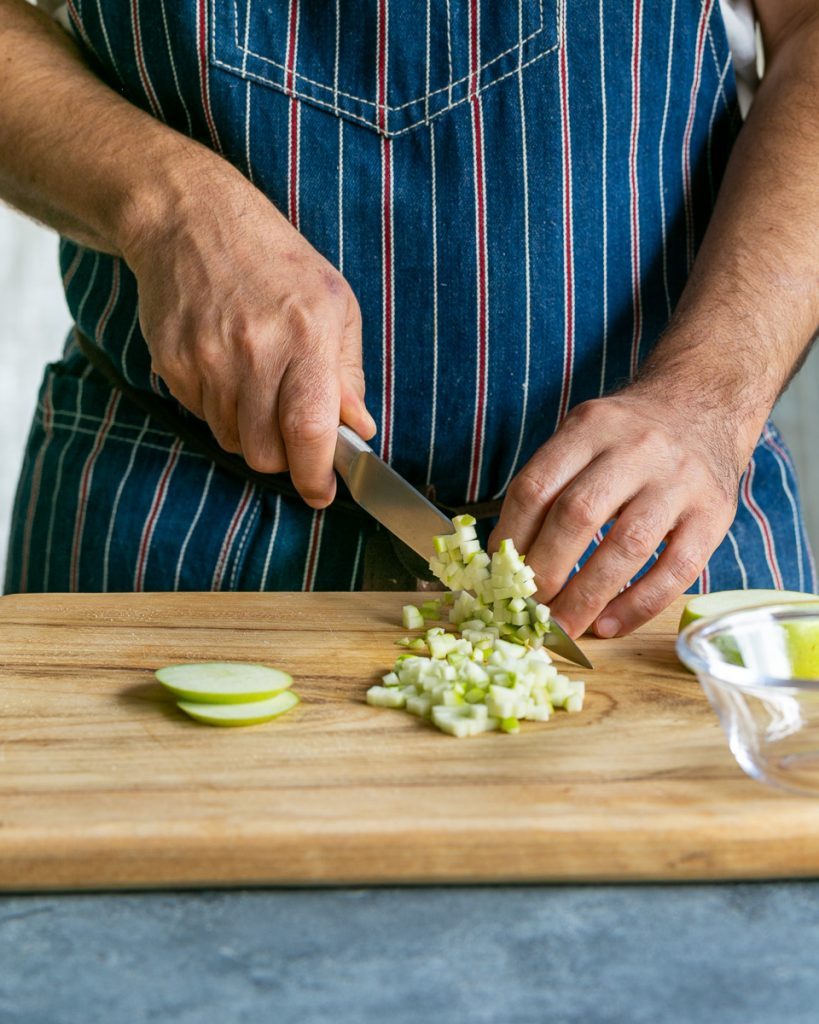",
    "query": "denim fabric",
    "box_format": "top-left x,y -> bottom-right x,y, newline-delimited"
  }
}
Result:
4,0 -> 815,594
